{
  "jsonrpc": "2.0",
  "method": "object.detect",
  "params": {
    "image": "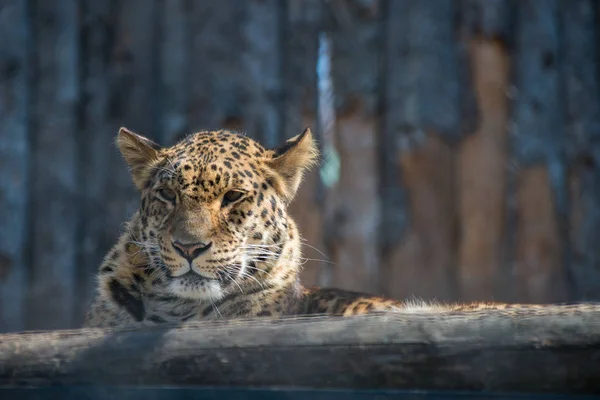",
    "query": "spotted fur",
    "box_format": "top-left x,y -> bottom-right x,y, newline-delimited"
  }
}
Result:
84,127 -> 564,328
